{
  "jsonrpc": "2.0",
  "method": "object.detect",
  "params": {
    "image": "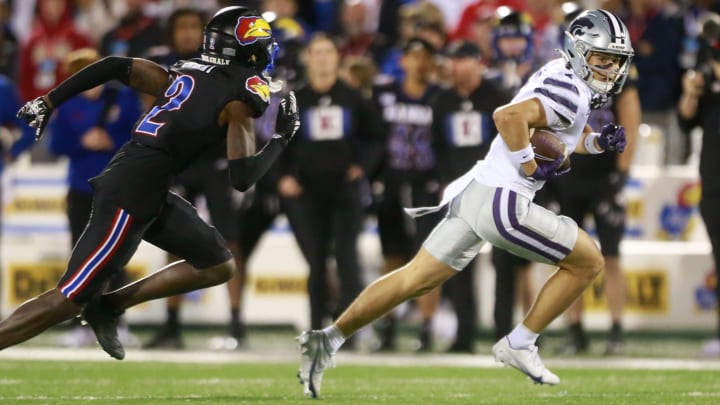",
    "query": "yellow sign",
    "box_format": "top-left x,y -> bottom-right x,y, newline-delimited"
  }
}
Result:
252,276 -> 306,295
584,269 -> 667,313
7,262 -> 146,305
5,196 -> 66,214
